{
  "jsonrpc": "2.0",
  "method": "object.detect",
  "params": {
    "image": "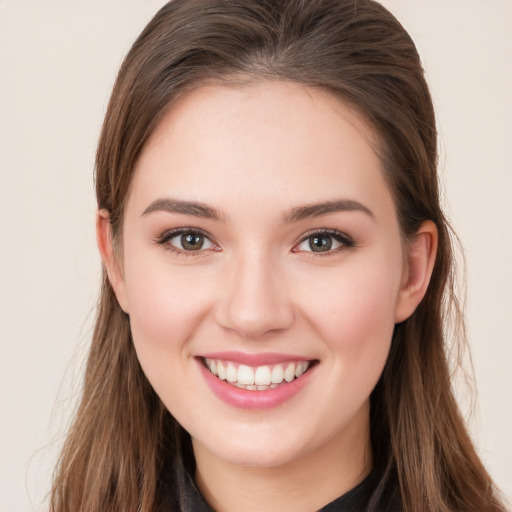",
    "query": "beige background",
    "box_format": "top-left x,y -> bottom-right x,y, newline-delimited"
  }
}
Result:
0,1 -> 510,510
